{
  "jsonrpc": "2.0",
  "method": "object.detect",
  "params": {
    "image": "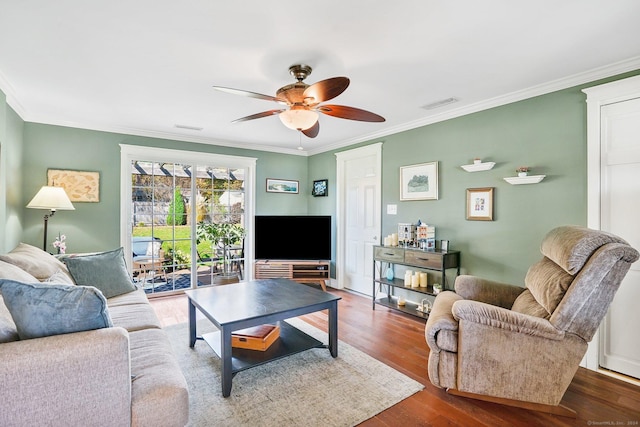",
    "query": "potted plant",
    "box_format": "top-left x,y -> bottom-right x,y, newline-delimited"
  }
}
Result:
516,166 -> 529,177
196,221 -> 245,283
